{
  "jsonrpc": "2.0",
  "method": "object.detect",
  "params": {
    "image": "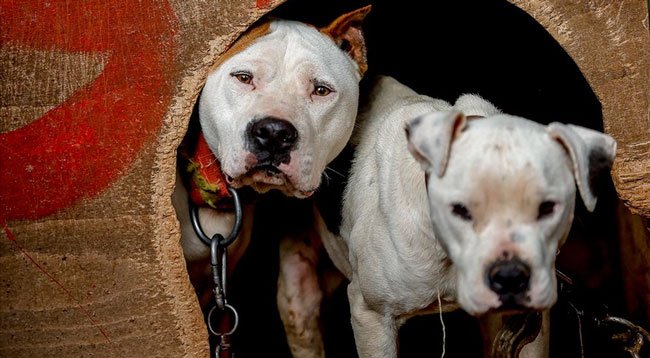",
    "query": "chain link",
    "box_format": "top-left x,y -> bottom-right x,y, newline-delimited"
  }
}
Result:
189,187 -> 243,358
